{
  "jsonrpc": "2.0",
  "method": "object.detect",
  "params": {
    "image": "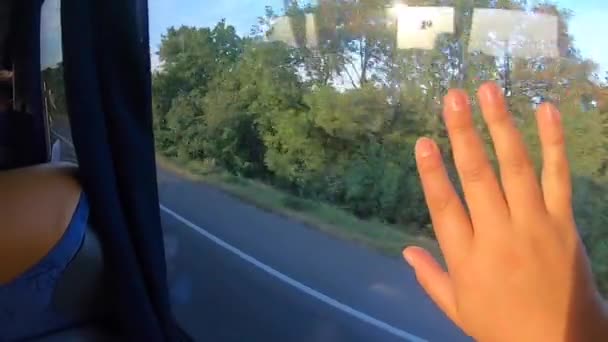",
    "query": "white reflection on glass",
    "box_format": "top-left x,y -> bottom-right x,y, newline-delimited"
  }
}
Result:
469,9 -> 559,59
267,16 -> 297,47
393,6 -> 454,51
267,13 -> 318,48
